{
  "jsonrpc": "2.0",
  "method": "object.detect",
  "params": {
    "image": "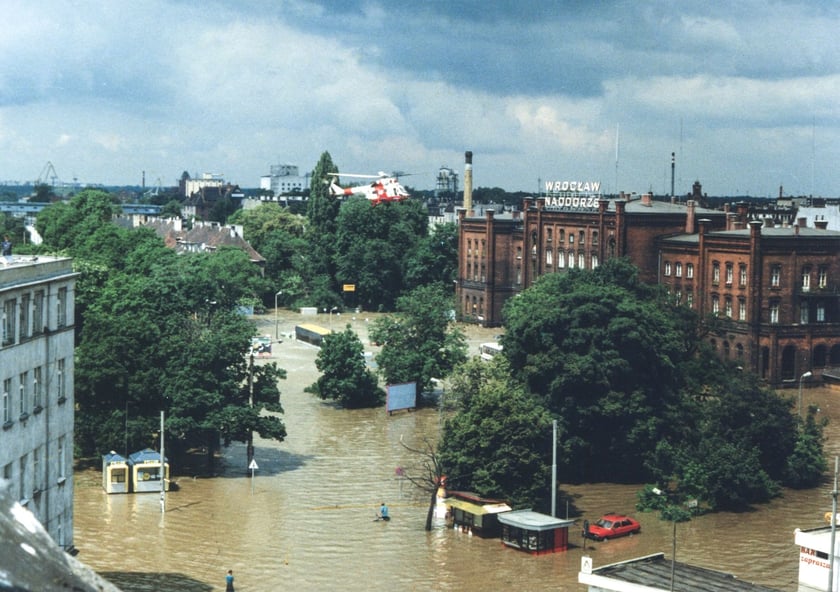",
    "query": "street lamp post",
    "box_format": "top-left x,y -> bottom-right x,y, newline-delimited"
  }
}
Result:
274,291 -> 283,340
329,306 -> 339,330
798,370 -> 813,420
